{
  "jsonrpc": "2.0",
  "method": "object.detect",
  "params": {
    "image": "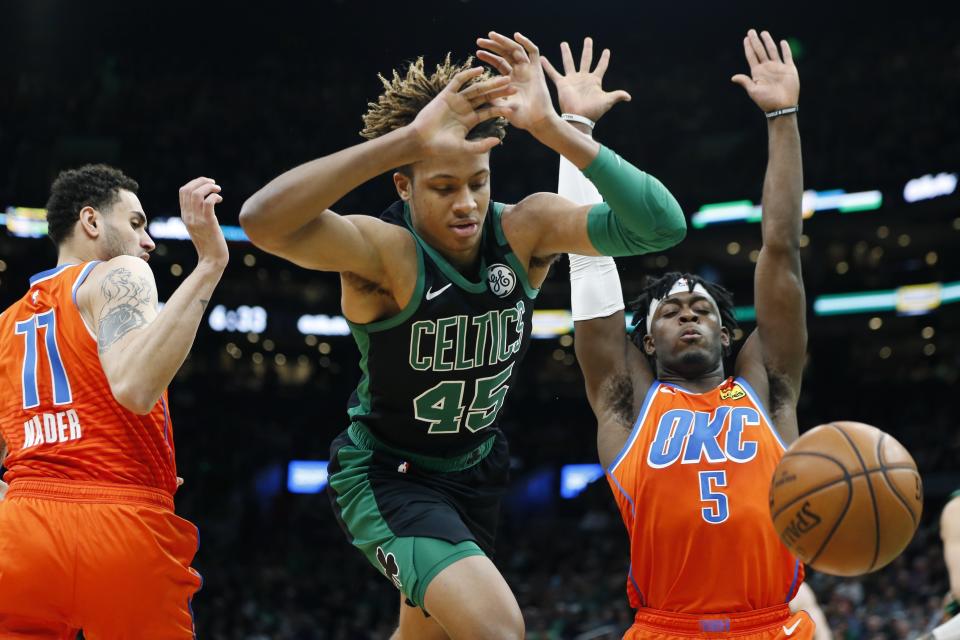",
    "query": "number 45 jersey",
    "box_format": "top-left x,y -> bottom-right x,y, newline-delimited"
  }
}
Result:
0,263 -> 178,494
607,377 -> 802,614
346,201 -> 535,458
